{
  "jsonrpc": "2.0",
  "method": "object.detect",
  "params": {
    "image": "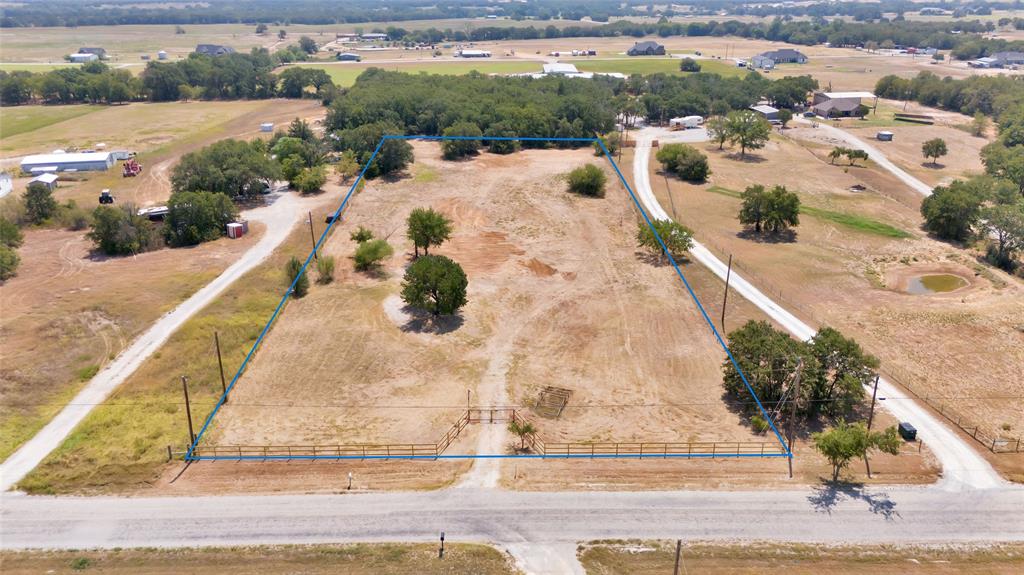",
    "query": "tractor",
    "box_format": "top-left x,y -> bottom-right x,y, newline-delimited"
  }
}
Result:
98,189 -> 114,204
122,158 -> 143,177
